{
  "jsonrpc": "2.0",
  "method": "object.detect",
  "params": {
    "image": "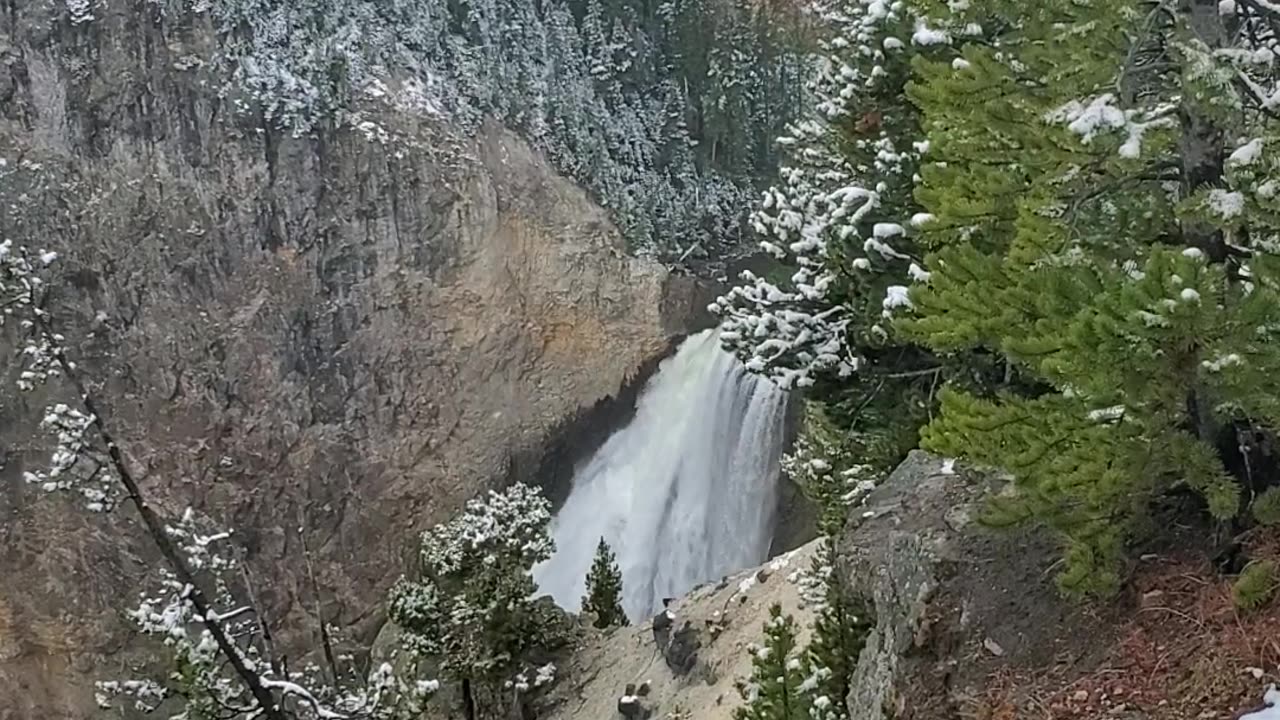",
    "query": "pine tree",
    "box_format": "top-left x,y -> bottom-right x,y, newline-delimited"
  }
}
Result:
734,605 -> 810,720
582,537 -> 629,629
801,538 -> 871,720
710,0 -> 971,484
1234,560 -> 1278,610
198,0 -> 804,258
1254,488 -> 1280,527
898,0 -> 1280,594
783,403 -> 885,535
388,483 -> 562,713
